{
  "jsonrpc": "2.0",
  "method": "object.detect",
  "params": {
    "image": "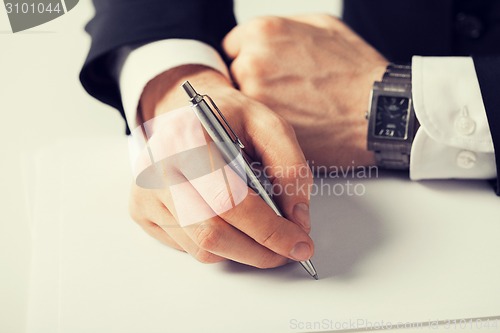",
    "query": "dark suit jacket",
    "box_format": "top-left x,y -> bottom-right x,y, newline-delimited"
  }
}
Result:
80,0 -> 500,194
